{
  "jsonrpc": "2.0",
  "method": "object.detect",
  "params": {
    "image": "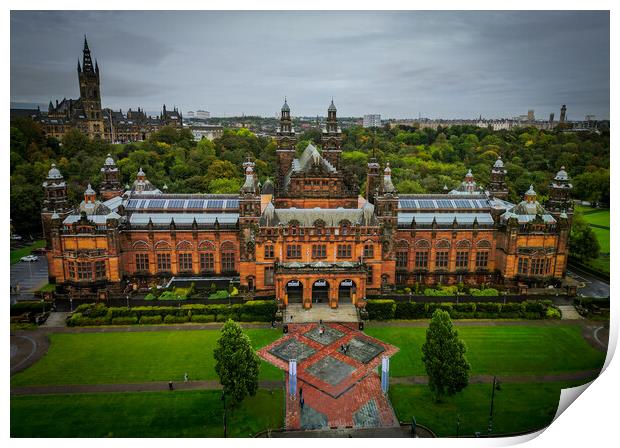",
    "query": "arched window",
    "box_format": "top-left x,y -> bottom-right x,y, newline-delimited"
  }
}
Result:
339,219 -> 351,235
199,240 -> 216,272
436,239 -> 451,249
132,240 -> 150,251
176,240 -> 193,251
